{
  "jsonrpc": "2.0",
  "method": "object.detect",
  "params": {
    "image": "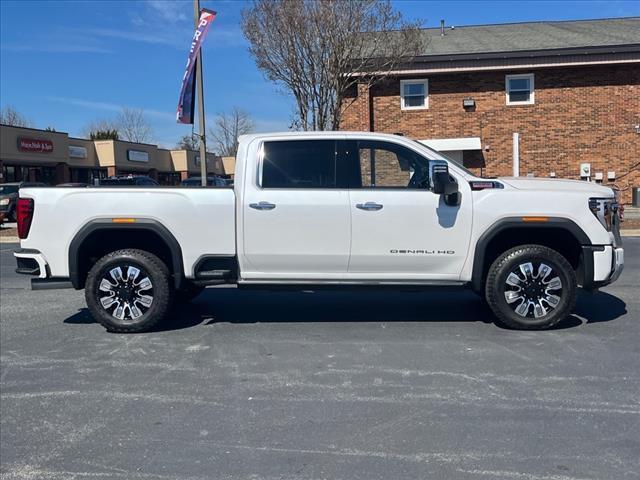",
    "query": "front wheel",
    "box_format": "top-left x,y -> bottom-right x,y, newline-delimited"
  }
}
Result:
85,249 -> 172,333
485,245 -> 577,330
